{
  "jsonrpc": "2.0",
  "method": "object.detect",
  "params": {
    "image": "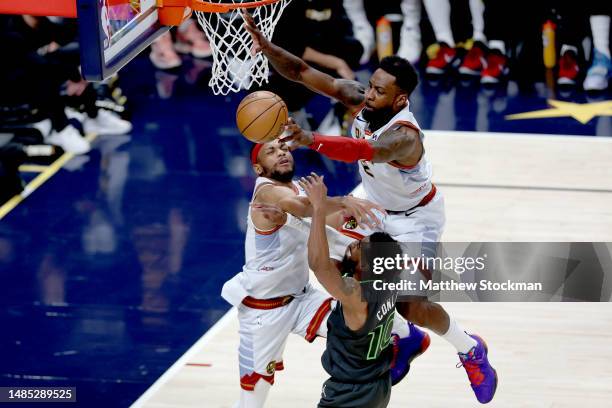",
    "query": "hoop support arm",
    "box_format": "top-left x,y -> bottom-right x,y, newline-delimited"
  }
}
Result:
0,0 -> 77,18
